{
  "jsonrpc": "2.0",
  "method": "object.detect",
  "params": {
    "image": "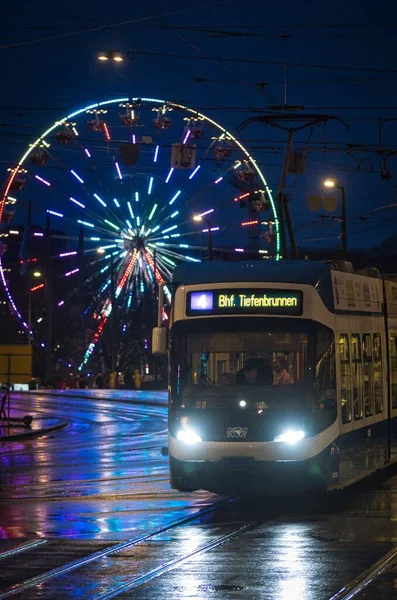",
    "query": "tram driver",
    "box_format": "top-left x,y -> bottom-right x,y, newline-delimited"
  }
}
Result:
236,357 -> 273,386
